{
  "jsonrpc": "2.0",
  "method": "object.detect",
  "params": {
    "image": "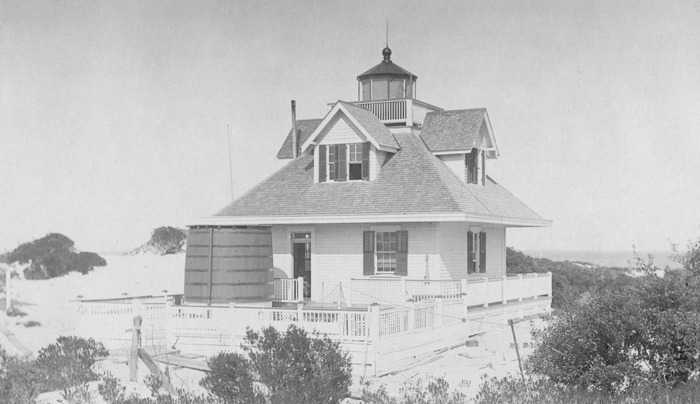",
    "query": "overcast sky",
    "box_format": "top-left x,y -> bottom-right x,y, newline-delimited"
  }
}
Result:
1,0 -> 699,254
